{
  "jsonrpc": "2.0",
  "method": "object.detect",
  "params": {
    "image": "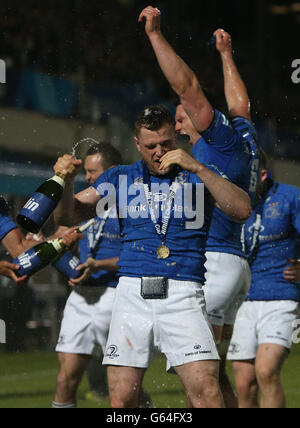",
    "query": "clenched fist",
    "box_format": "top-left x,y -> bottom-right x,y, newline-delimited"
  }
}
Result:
54,154 -> 82,183
213,29 -> 232,55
